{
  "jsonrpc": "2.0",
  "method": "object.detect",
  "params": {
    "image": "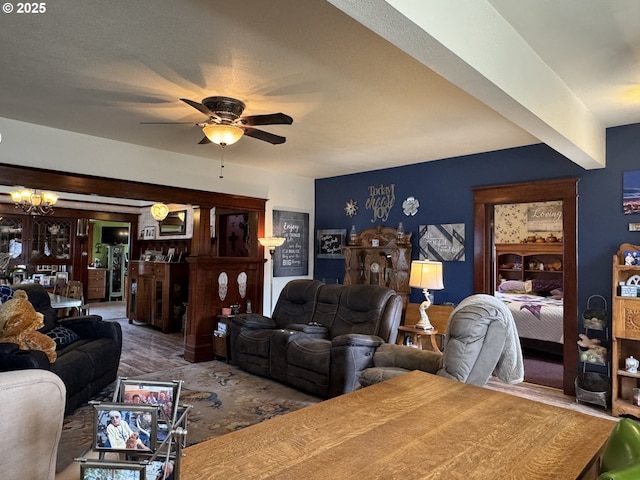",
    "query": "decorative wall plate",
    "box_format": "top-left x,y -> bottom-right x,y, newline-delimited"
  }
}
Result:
402,196 -> 420,216
344,199 -> 358,217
